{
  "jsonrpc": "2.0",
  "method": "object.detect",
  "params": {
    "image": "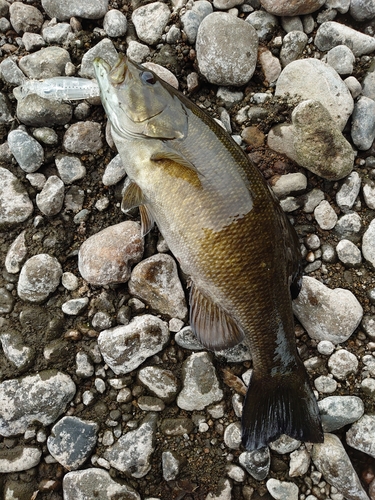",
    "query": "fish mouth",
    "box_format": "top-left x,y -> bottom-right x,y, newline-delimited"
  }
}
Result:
93,56 -> 128,85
